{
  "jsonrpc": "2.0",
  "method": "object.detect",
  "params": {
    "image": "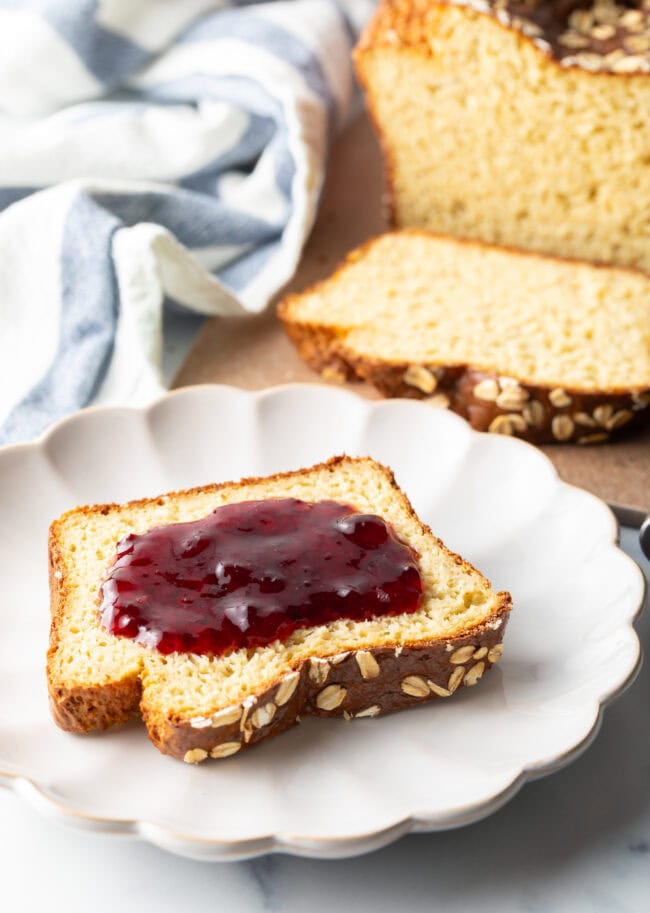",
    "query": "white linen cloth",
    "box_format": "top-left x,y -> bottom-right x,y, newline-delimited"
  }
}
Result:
0,0 -> 371,444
